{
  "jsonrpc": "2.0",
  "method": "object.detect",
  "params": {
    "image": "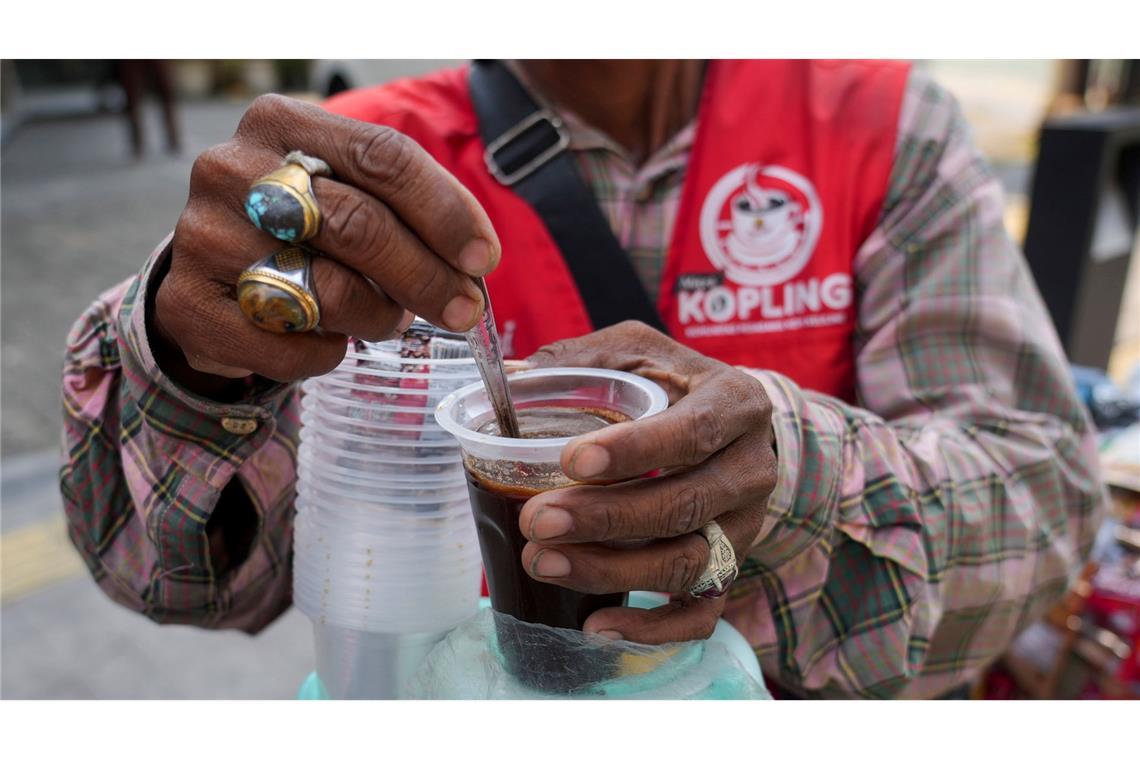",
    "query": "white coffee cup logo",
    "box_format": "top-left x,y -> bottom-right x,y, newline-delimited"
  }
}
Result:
700,164 -> 822,287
